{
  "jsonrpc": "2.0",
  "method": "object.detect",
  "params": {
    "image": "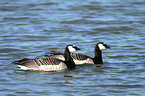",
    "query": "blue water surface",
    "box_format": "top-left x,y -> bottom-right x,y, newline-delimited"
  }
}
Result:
0,0 -> 145,96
